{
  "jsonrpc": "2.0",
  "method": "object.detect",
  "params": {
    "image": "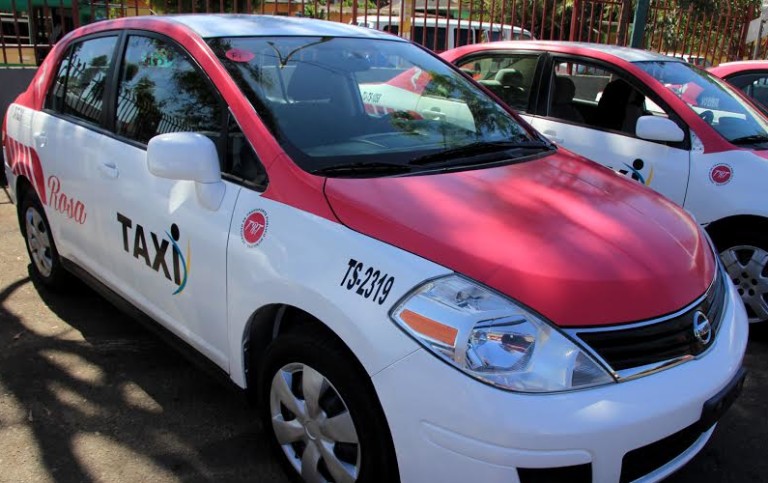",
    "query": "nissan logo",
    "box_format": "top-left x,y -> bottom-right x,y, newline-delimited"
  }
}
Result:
693,311 -> 712,345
